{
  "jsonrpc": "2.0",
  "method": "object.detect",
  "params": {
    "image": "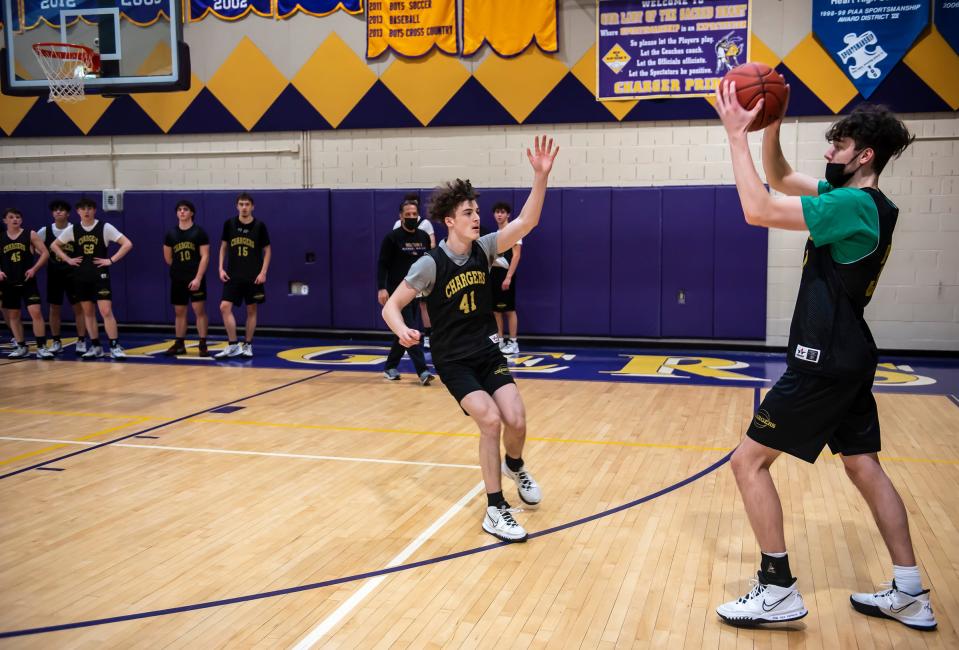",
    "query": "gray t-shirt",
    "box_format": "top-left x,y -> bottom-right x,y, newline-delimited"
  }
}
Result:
405,232 -> 498,297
